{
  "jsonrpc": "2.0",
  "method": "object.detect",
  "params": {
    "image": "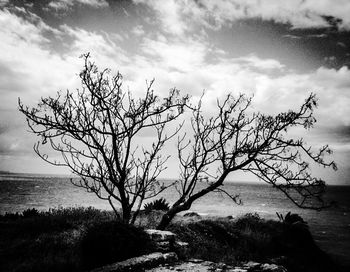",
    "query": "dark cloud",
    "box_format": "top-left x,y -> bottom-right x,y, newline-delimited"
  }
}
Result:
331,125 -> 350,141
0,123 -> 9,135
316,125 -> 350,144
